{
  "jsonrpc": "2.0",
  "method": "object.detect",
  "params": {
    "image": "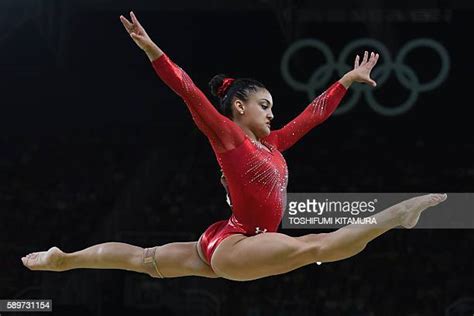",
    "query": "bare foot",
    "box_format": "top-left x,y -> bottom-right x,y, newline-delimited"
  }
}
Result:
21,247 -> 65,271
400,193 -> 447,228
